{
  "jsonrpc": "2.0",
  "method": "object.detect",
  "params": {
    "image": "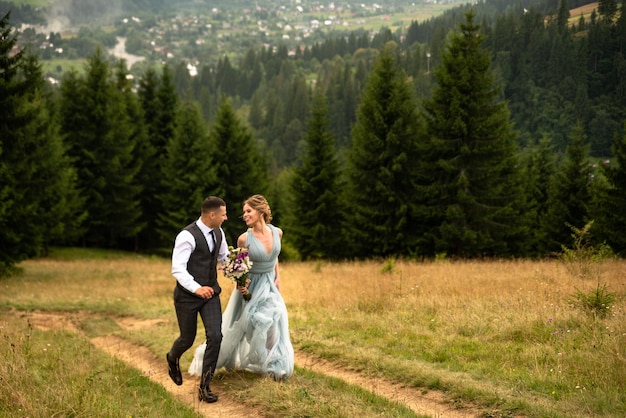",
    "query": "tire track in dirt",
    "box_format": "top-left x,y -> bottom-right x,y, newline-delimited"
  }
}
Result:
294,352 -> 474,418
22,310 -> 250,417
24,310 -> 478,417
91,334 -> 249,418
